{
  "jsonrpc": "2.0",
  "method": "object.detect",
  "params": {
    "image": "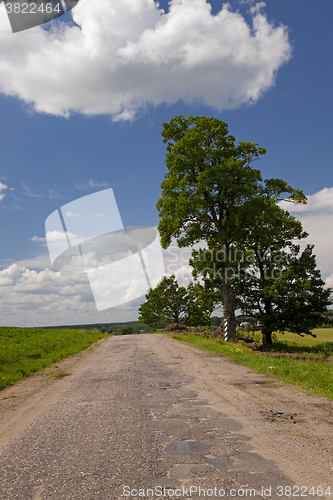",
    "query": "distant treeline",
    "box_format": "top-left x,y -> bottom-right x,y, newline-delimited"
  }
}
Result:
40,310 -> 333,334
42,317 -> 225,334
42,320 -> 154,334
